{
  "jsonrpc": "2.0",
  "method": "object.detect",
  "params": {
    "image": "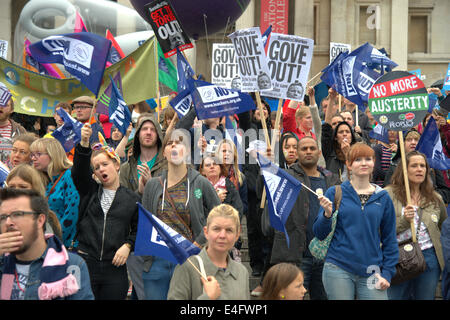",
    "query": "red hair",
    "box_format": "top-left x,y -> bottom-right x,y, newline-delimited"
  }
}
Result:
346,142 -> 375,167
